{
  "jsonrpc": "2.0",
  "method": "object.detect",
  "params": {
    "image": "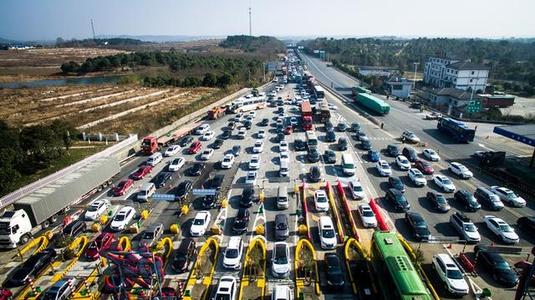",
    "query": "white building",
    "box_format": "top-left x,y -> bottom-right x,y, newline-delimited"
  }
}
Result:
385,75 -> 413,99
424,57 -> 489,93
